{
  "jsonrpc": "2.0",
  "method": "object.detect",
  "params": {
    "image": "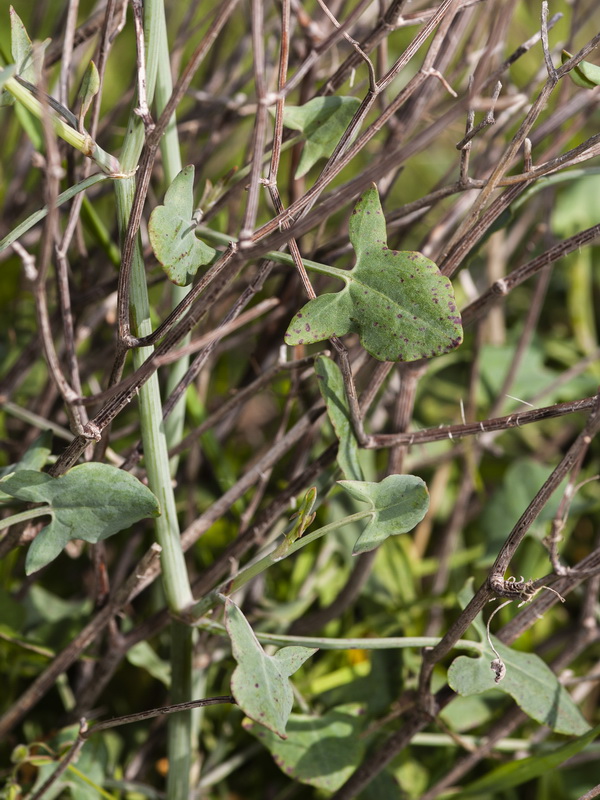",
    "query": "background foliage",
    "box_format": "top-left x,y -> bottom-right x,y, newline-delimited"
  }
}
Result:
1,1 -> 600,799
